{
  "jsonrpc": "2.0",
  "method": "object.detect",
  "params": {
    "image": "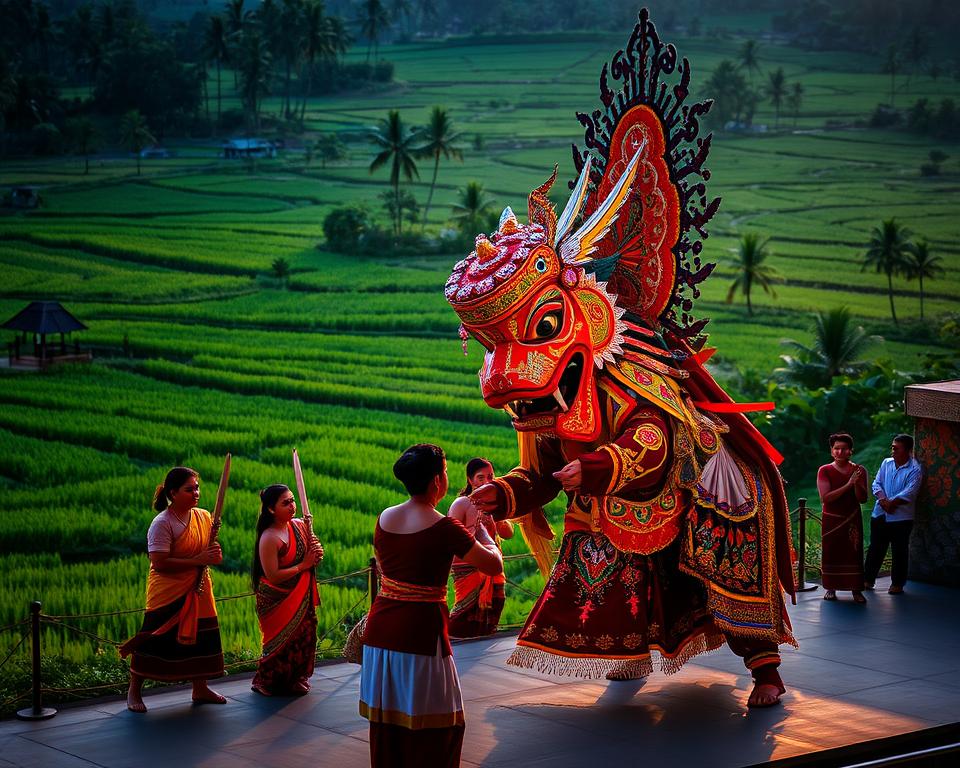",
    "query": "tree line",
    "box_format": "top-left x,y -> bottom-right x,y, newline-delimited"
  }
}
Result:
704,39 -> 803,130
0,0 -> 366,158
